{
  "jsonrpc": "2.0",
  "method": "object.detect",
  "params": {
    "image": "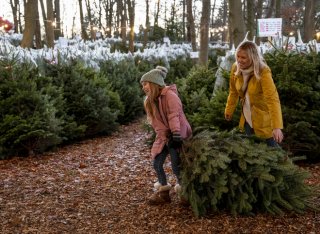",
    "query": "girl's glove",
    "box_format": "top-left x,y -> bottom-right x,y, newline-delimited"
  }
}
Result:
171,132 -> 182,149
